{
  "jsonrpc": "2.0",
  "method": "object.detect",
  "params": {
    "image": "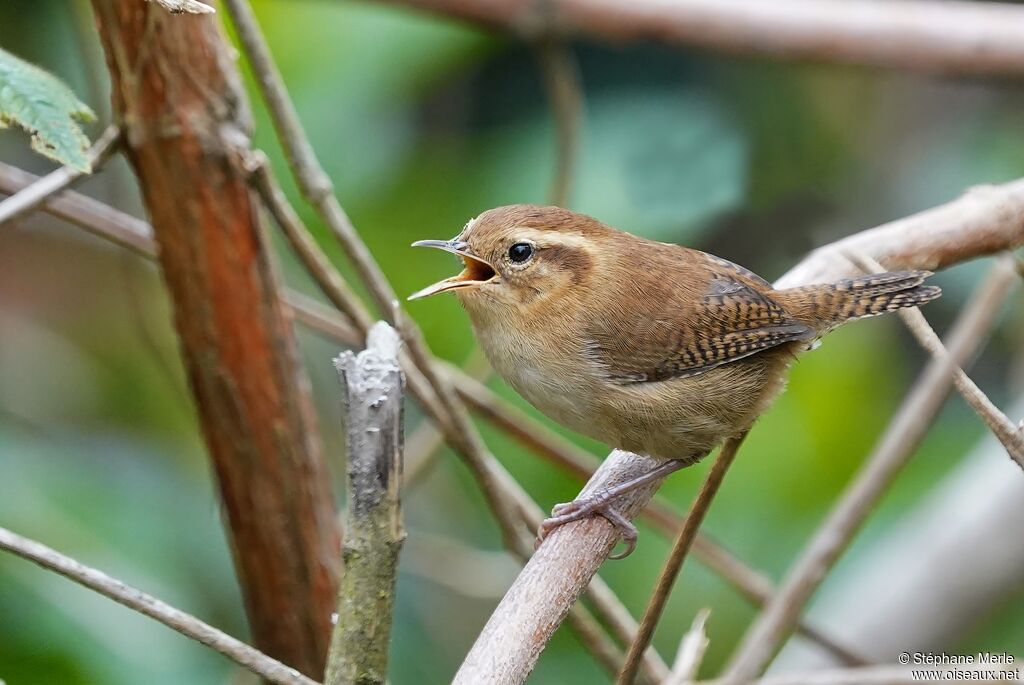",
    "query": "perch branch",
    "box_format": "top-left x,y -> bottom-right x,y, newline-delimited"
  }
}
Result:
455,180 -> 1024,684
0,125 -> 120,226
0,527 -> 318,685
374,0 -> 1024,77
617,434 -> 746,684
326,323 -> 406,685
724,257 -> 1019,681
